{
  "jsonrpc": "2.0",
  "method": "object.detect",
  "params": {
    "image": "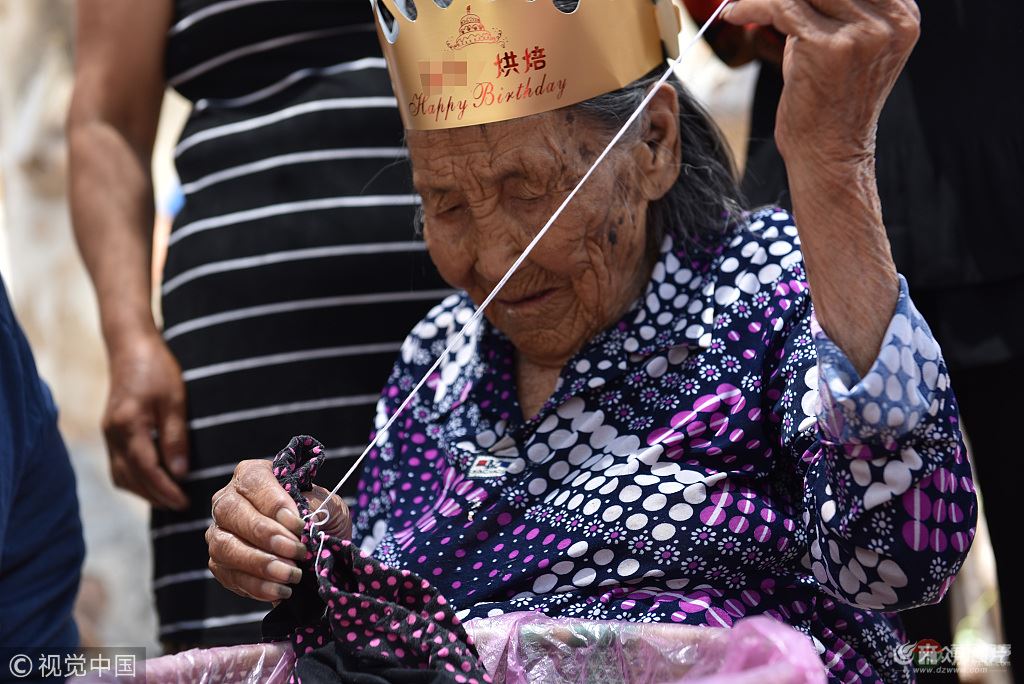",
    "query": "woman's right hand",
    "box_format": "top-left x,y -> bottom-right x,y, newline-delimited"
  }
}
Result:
104,332 -> 190,510
206,459 -> 351,602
